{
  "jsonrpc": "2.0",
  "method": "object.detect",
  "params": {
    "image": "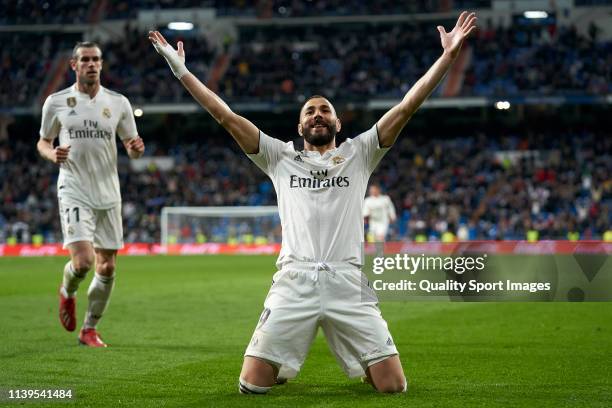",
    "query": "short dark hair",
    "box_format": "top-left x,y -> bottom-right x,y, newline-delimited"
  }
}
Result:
72,41 -> 102,60
303,94 -> 327,105
305,94 -> 327,102
300,94 -> 332,112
